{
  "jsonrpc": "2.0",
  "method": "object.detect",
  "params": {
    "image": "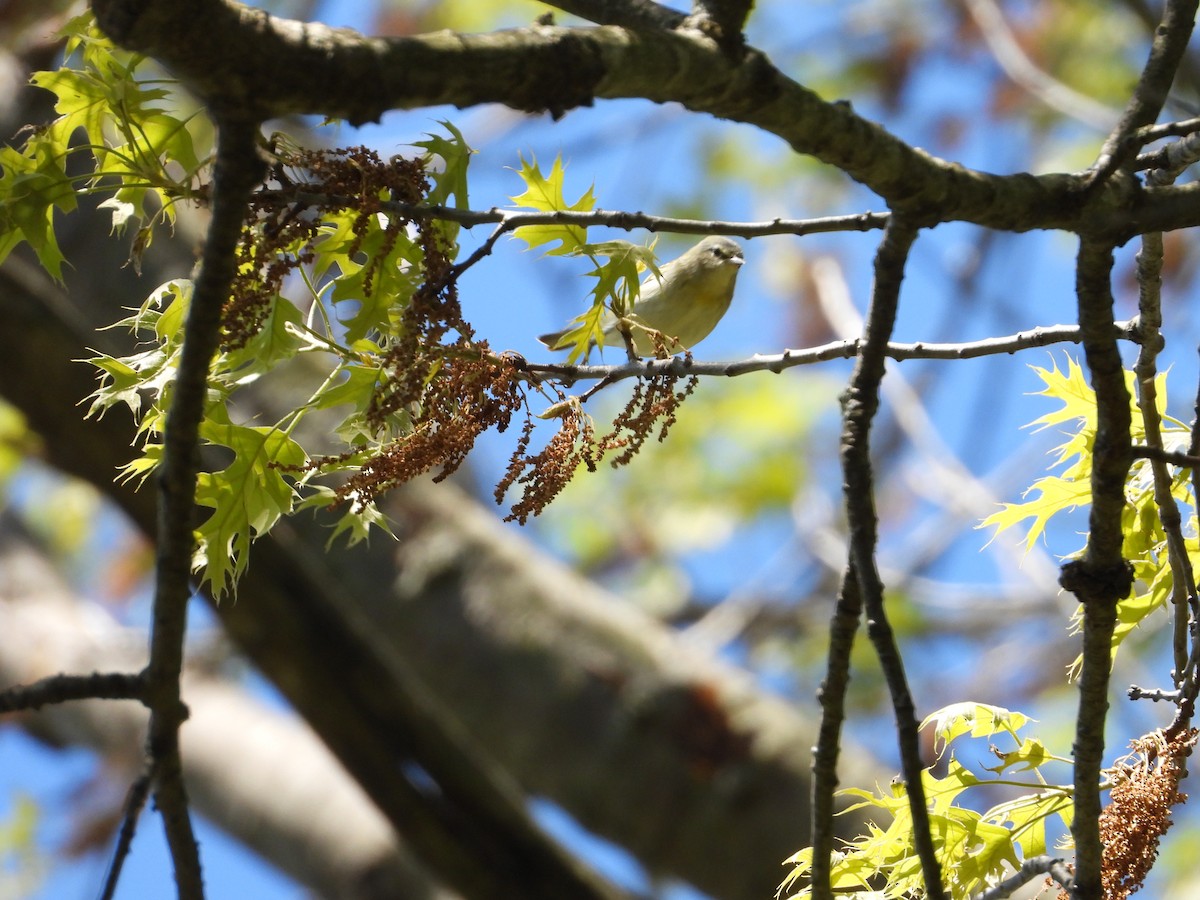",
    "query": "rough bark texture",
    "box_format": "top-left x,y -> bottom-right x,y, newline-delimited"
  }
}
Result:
85,0 -> 1200,239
